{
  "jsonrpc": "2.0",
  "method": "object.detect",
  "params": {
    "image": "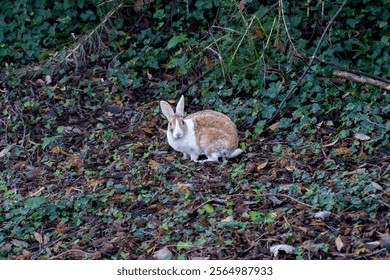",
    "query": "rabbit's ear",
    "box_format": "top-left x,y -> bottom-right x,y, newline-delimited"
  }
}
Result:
160,101 -> 174,121
176,95 -> 185,117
